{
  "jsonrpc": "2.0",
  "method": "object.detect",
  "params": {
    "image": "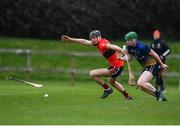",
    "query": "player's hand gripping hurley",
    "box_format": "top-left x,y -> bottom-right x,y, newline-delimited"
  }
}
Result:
123,45 -> 136,86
